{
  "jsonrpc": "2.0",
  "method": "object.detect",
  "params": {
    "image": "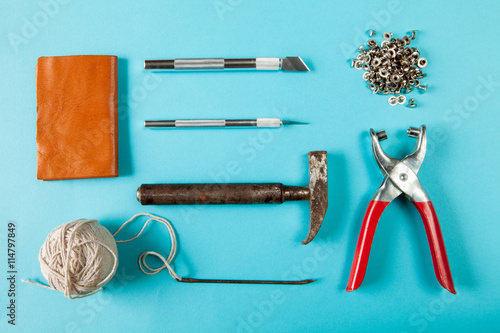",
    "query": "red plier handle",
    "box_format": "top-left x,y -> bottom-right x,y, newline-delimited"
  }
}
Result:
346,200 -> 456,294
413,201 -> 455,294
